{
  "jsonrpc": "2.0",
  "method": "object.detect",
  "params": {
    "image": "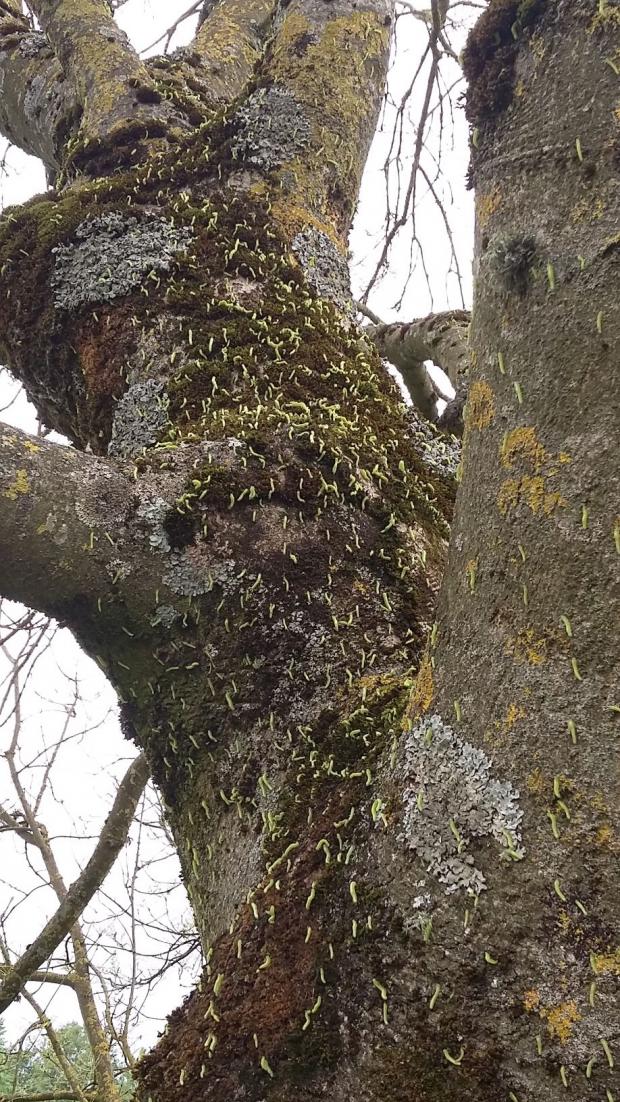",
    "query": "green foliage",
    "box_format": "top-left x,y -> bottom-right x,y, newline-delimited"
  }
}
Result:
0,1021 -> 133,1100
